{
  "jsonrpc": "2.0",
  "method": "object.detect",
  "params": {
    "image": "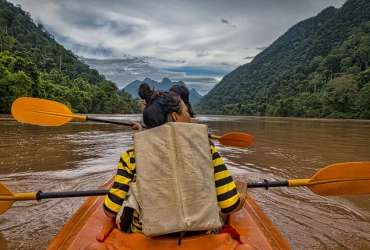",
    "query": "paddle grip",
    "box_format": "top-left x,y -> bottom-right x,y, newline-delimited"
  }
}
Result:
36,190 -> 110,201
